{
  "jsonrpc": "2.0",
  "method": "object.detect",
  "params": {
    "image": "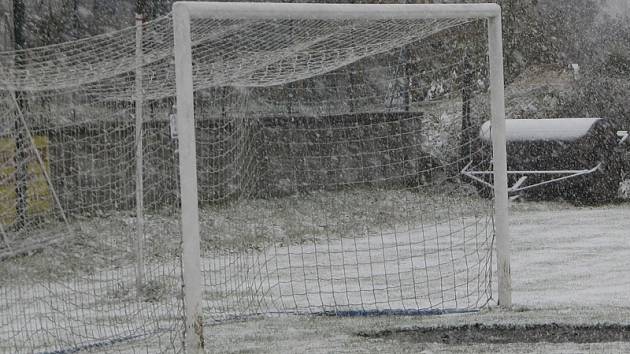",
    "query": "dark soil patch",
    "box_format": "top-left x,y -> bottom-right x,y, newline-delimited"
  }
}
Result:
357,323 -> 630,344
